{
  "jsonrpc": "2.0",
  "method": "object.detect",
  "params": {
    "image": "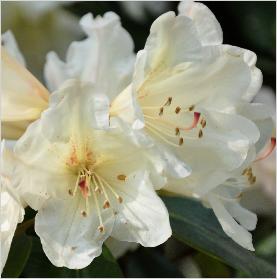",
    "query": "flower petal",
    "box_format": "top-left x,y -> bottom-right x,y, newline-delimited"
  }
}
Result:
111,171 -> 172,247
1,48 -> 49,139
207,194 -> 255,251
1,30 -> 26,66
44,12 -> 135,101
178,0 -> 223,46
35,197 -> 114,269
